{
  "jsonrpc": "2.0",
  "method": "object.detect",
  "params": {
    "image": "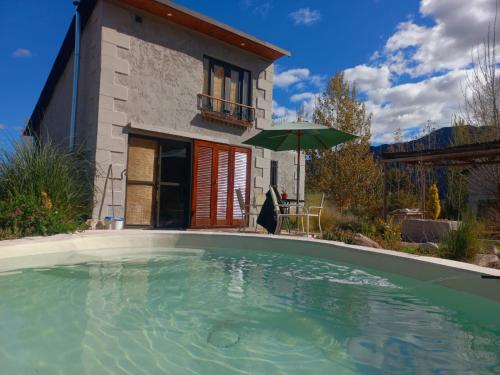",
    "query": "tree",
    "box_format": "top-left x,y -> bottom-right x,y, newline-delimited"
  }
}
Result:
459,2 -> 500,221
462,2 -> 500,139
306,72 -> 382,216
427,183 -> 441,220
443,117 -> 469,219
